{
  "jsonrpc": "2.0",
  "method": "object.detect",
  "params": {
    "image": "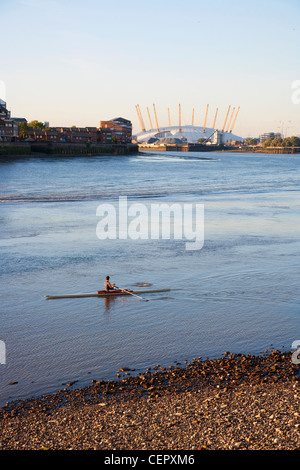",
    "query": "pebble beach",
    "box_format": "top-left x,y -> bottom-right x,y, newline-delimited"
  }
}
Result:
1,349 -> 300,451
